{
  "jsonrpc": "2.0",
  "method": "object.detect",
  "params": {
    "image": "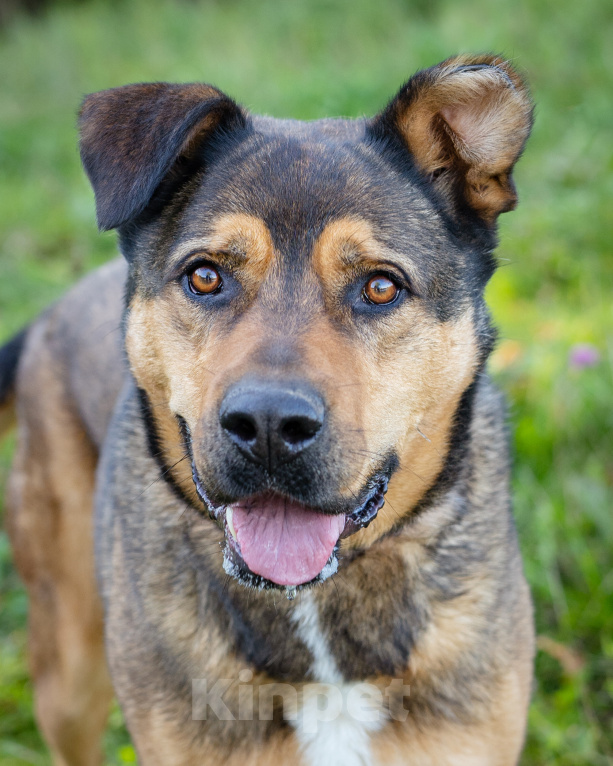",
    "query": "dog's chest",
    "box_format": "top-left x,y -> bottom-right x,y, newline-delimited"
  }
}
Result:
289,594 -> 386,766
